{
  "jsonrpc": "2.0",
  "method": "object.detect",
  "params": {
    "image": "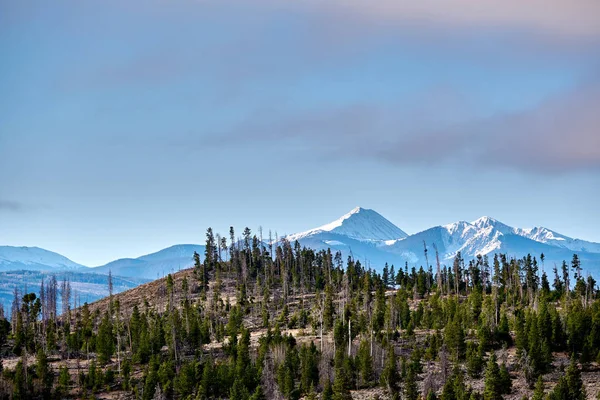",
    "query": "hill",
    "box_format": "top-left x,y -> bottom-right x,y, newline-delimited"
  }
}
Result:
0,246 -> 85,272
91,244 -> 205,280
3,242 -> 600,399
